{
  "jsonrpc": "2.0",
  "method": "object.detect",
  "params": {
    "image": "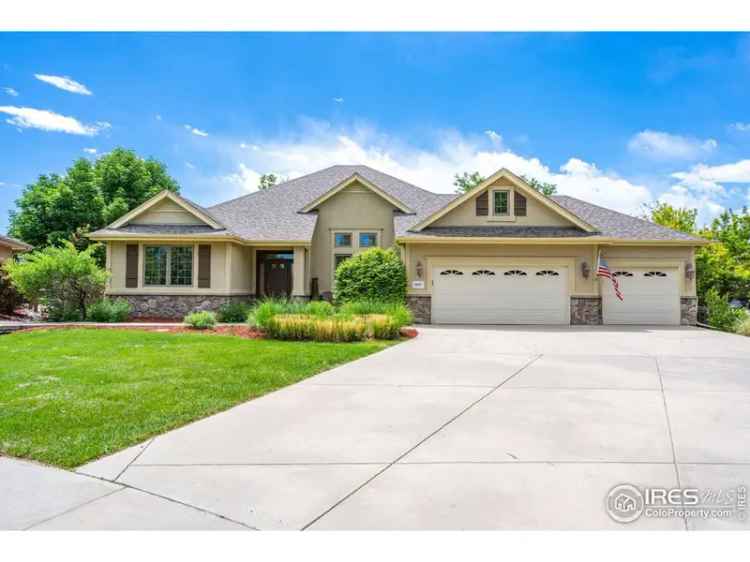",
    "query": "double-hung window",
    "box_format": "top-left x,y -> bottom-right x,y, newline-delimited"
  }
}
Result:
144,246 -> 193,286
493,190 -> 510,216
